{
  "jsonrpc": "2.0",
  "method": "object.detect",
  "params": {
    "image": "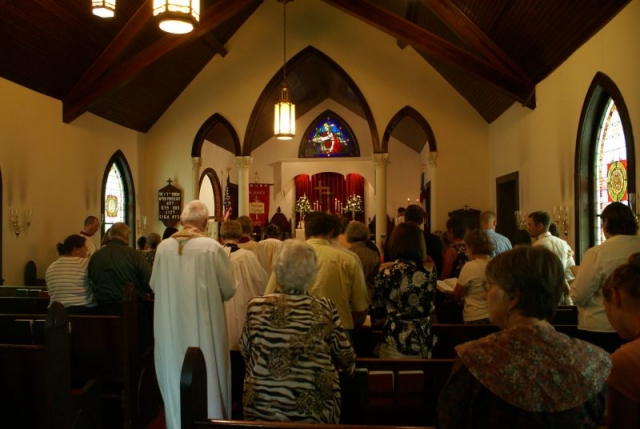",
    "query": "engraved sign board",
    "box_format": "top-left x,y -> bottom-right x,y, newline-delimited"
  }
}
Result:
158,180 -> 182,227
